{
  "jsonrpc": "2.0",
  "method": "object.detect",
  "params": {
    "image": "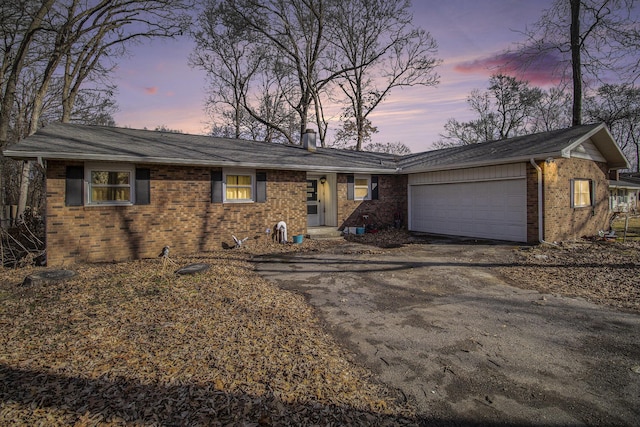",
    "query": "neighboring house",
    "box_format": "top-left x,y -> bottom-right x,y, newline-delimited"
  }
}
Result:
3,122 -> 629,265
609,172 -> 640,213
